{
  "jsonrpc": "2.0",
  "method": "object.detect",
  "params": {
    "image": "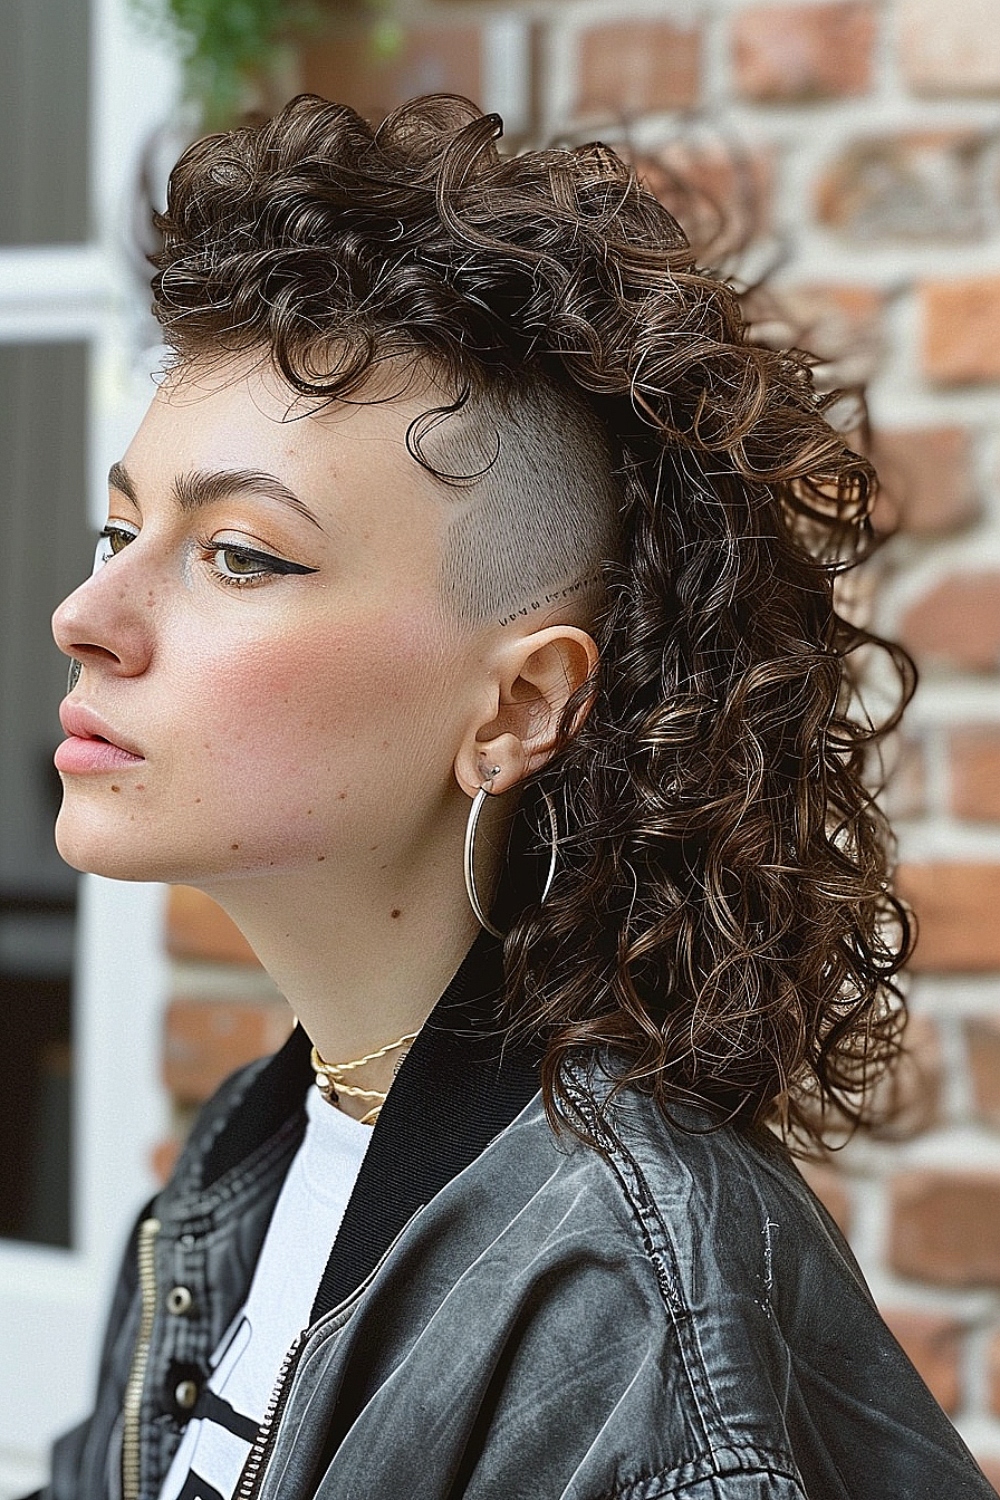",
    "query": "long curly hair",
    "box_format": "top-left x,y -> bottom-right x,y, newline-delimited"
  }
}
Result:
151,92 -> 915,1153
